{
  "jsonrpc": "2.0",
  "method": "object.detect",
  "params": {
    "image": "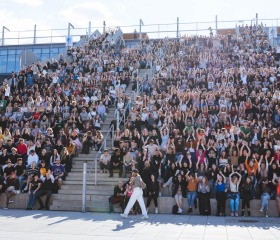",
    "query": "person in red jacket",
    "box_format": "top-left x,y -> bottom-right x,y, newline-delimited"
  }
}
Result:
17,138 -> 28,156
